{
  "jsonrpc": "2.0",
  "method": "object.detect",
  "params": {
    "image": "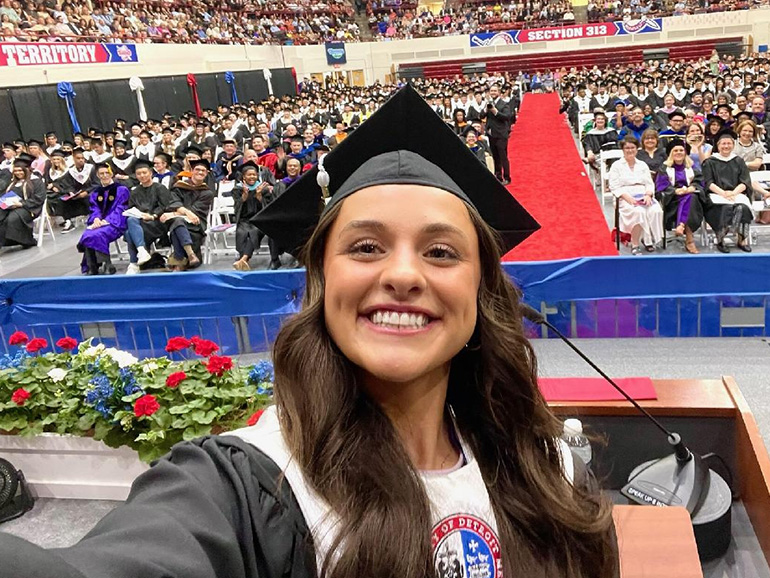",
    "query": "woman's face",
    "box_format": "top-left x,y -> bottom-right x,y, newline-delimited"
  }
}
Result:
623,142 -> 638,160
323,185 -> 480,386
12,165 -> 24,180
739,125 -> 754,142
643,135 -> 657,149
243,169 -> 258,186
717,137 -> 734,156
671,146 -> 686,163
